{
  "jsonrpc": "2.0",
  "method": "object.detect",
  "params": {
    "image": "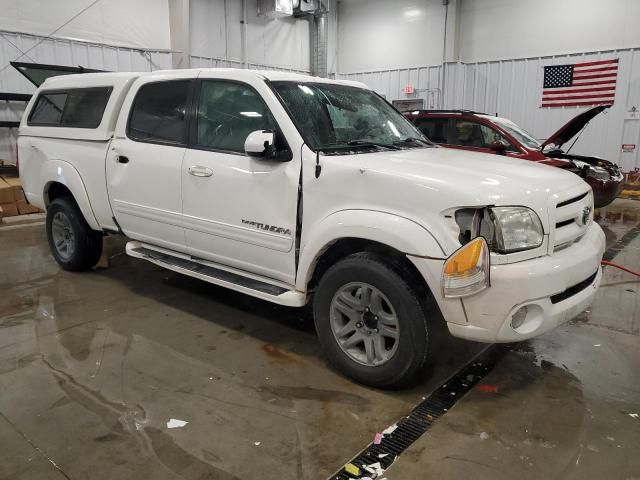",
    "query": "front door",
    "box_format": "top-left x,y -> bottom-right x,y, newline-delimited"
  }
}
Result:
107,76 -> 193,252
448,119 -> 526,158
181,77 -> 300,285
